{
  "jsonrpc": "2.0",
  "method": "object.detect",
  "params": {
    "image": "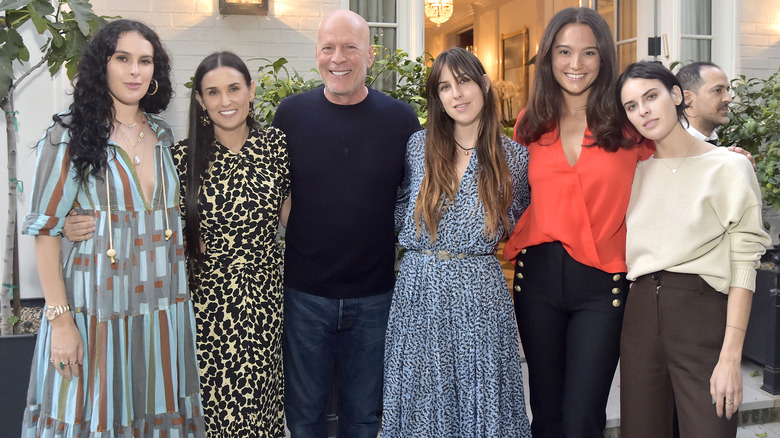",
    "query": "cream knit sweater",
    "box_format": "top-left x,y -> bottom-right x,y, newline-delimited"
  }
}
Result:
625,147 -> 771,293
